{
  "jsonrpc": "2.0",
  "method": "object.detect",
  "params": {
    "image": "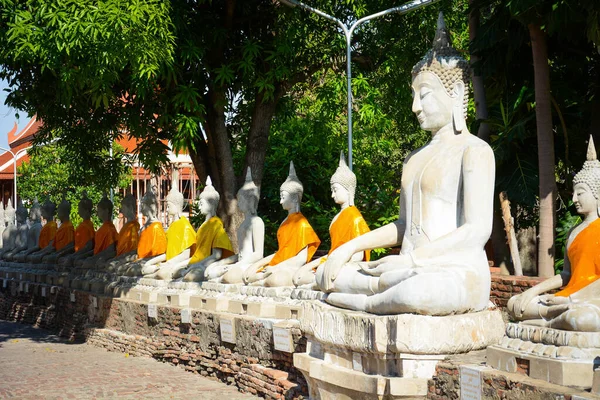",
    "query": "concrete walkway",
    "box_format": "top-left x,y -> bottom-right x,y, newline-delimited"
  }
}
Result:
0,320 -> 257,400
